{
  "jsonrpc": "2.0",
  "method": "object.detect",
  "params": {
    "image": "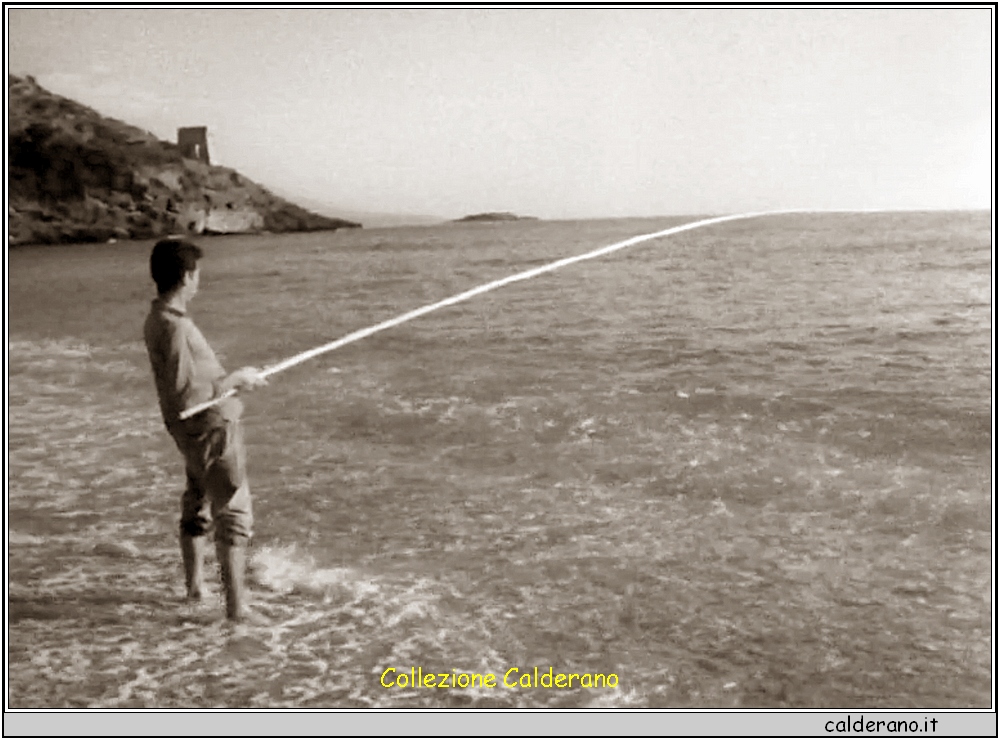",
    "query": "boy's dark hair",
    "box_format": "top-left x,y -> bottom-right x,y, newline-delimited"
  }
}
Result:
150,238 -> 203,295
